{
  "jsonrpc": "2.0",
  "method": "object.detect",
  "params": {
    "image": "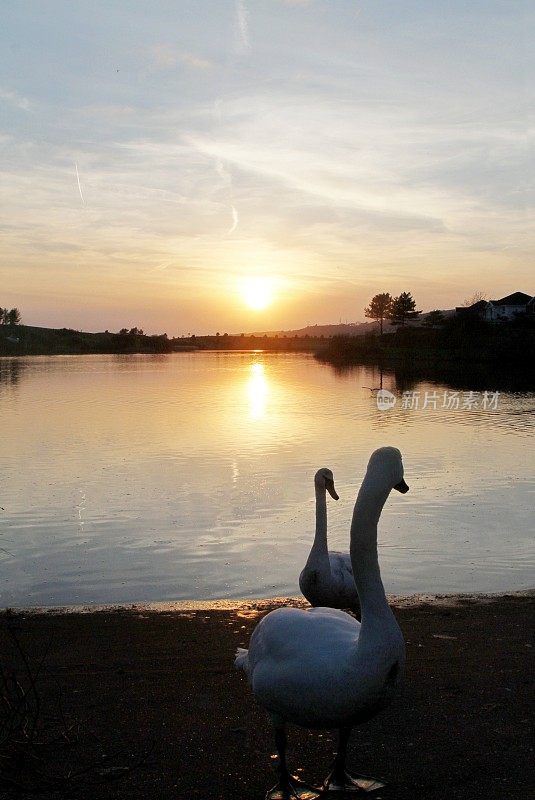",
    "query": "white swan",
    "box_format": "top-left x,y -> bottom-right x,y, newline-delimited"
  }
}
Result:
299,467 -> 360,612
235,447 -> 409,799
